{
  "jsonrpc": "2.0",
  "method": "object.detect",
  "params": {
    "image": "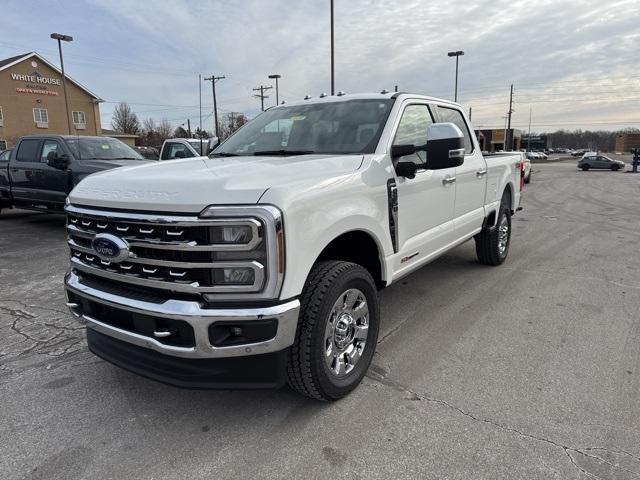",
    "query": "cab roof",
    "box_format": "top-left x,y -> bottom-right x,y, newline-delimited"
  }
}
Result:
273,92 -> 462,109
